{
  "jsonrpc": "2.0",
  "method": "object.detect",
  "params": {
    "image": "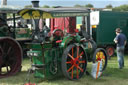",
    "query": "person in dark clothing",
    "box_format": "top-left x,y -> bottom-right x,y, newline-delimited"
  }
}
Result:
41,22 -> 50,41
17,22 -> 23,28
114,28 -> 127,69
